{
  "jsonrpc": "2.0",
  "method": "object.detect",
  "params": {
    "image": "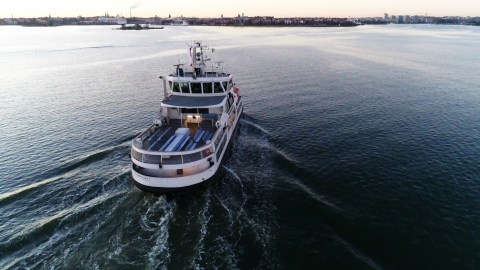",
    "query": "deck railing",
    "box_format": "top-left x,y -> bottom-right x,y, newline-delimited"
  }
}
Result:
131,146 -> 211,165
131,125 -> 225,165
171,71 -> 230,78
